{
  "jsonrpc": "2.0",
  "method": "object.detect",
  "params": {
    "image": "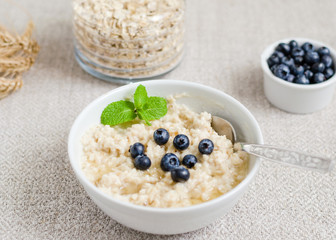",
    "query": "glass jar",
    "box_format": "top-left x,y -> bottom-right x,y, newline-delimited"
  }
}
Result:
73,0 -> 185,82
